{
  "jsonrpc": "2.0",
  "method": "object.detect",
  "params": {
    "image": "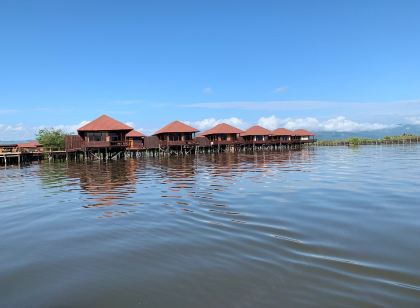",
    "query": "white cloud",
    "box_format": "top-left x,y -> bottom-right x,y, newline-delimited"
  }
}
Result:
0,121 -> 89,141
0,123 -> 35,141
179,99 -> 420,114
258,115 -> 394,132
0,123 -> 25,132
185,117 -> 248,131
256,116 -> 281,130
36,121 -> 90,134
137,127 -> 154,135
273,86 -> 288,93
125,122 -> 135,128
202,87 -> 214,95
406,116 -> 420,125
